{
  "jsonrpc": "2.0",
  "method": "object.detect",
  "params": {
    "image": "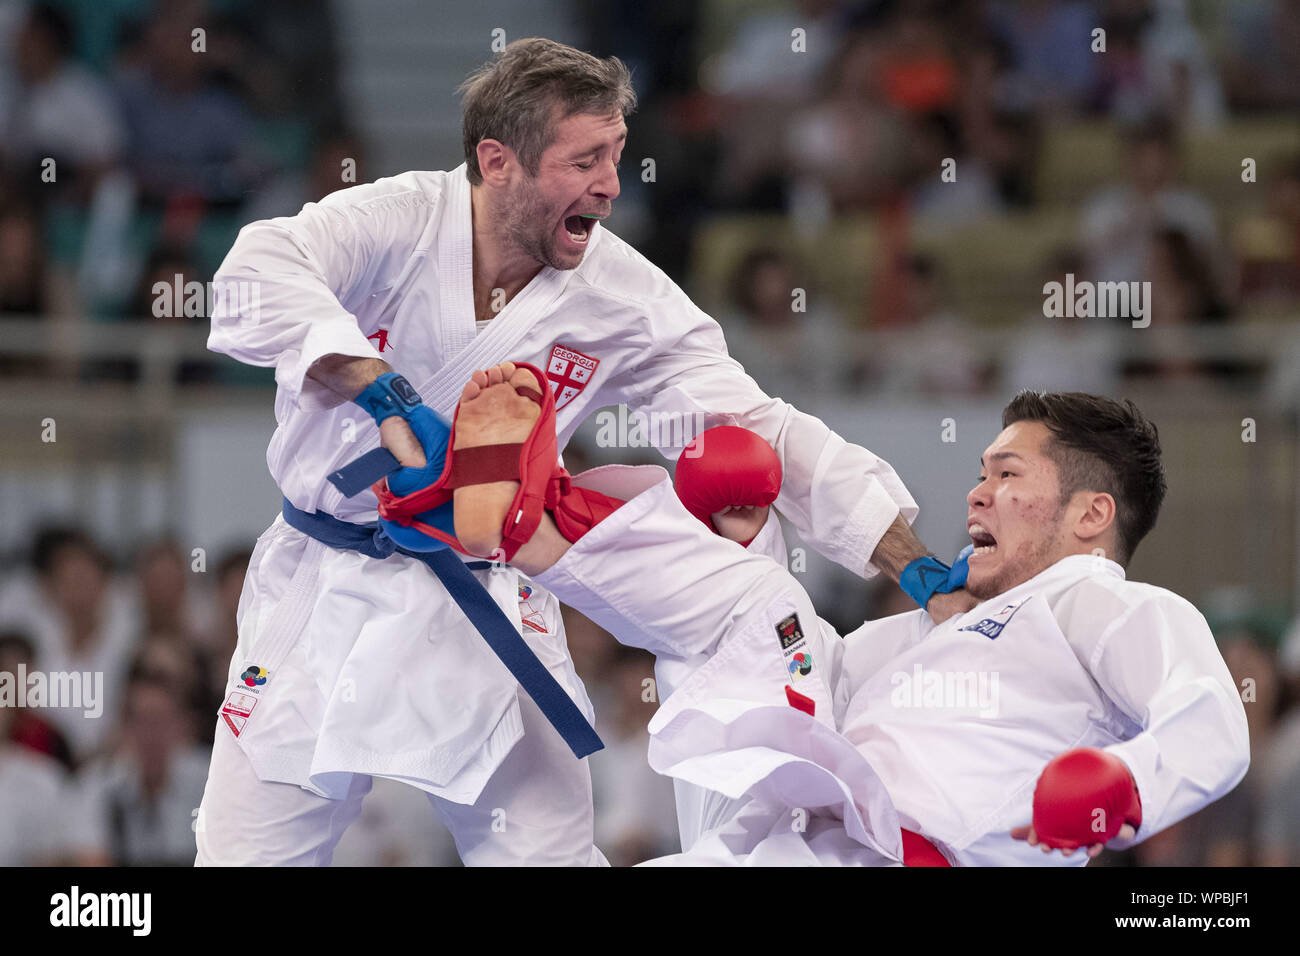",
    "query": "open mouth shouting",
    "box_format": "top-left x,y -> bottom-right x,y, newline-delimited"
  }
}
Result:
559,211 -> 602,250
968,522 -> 998,557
